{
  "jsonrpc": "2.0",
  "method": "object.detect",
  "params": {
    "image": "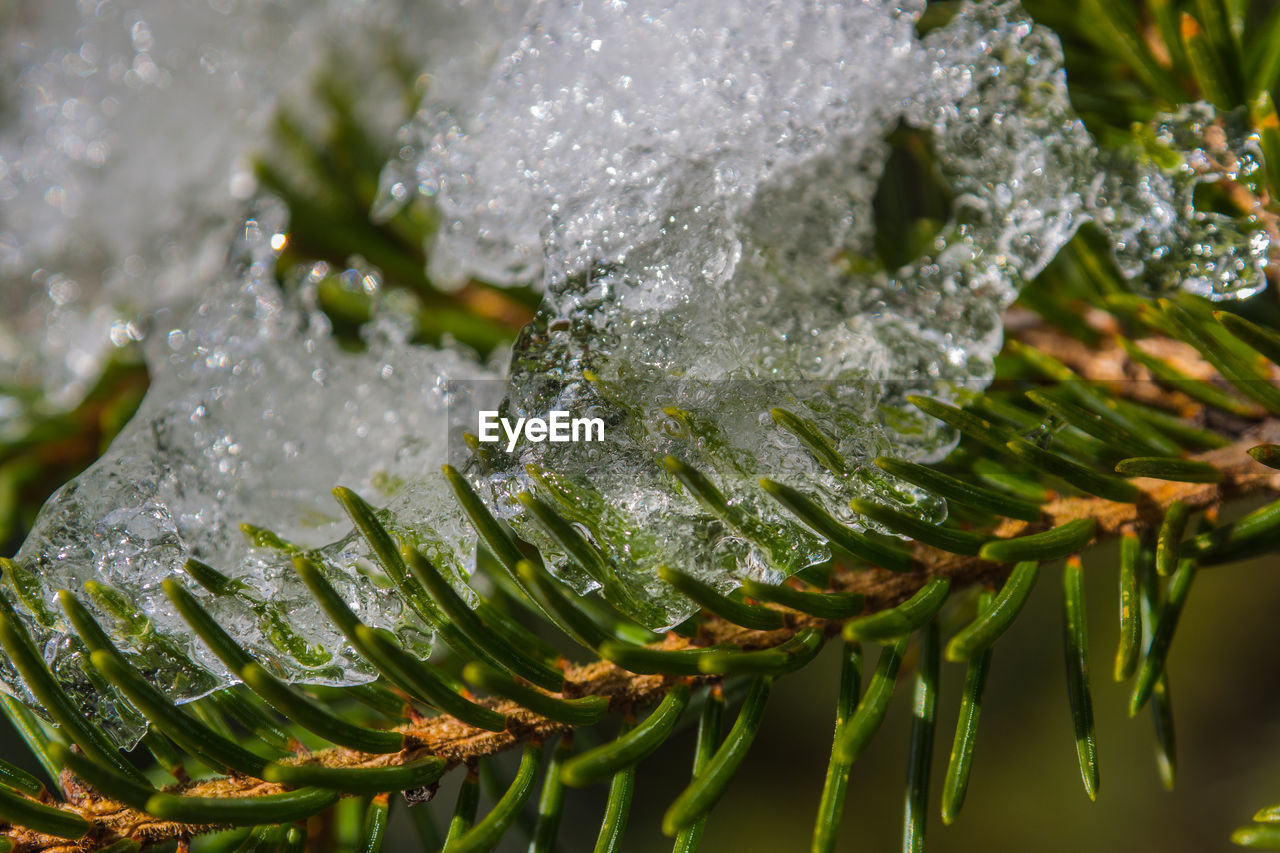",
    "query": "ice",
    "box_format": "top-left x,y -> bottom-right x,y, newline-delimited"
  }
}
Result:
6,0 -> 1277,732
0,0 -> 527,740
1099,102 -> 1273,299
0,0 -> 522,414
401,0 -> 1273,627
4,204 -> 501,742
